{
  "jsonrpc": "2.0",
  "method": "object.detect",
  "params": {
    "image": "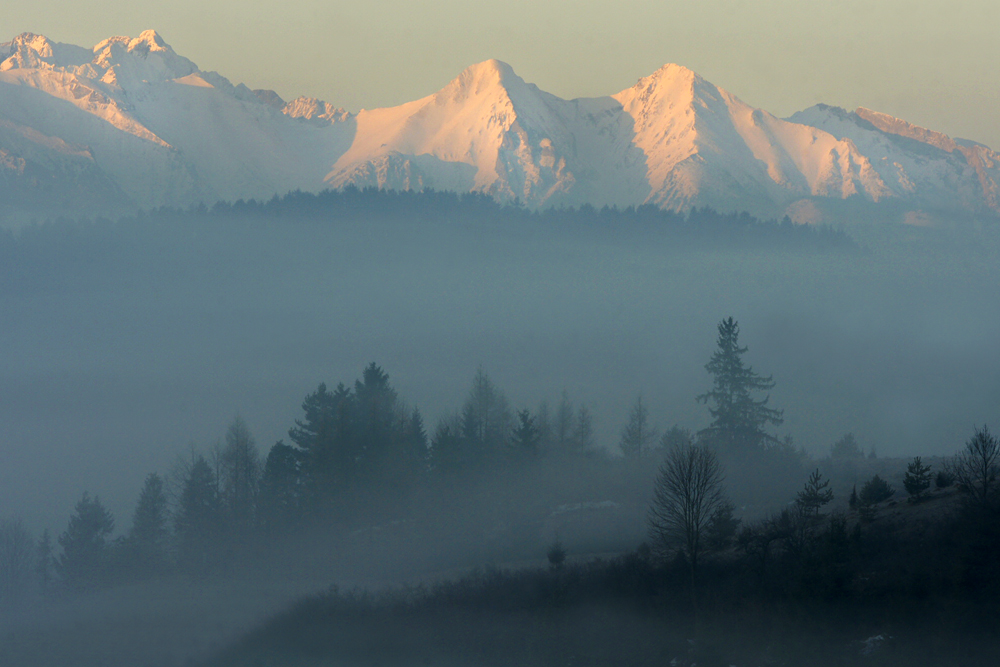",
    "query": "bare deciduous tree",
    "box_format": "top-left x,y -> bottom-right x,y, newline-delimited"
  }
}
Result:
648,443 -> 726,574
952,425 -> 1000,505
220,415 -> 261,533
